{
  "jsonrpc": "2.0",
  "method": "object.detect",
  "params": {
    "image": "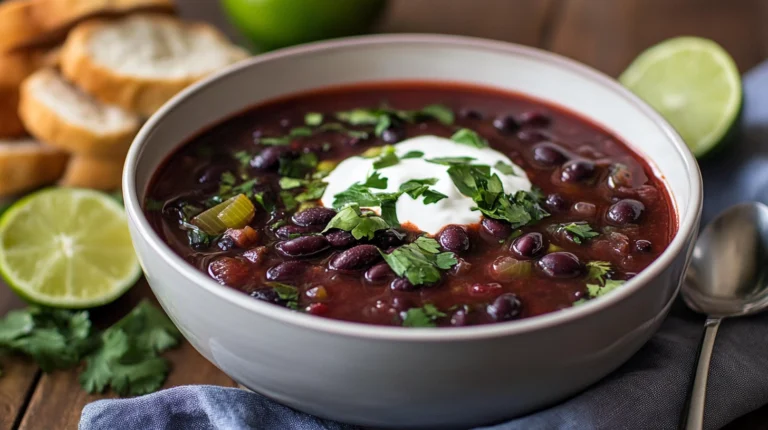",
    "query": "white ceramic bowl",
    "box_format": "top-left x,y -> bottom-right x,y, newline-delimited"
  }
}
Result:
123,35 -> 702,428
